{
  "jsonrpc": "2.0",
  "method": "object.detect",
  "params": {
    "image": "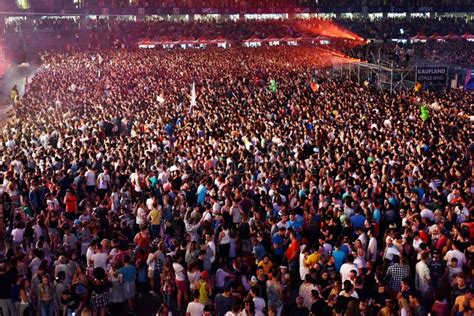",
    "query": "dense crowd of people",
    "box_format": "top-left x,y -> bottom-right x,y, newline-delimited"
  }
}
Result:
0,42 -> 472,316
